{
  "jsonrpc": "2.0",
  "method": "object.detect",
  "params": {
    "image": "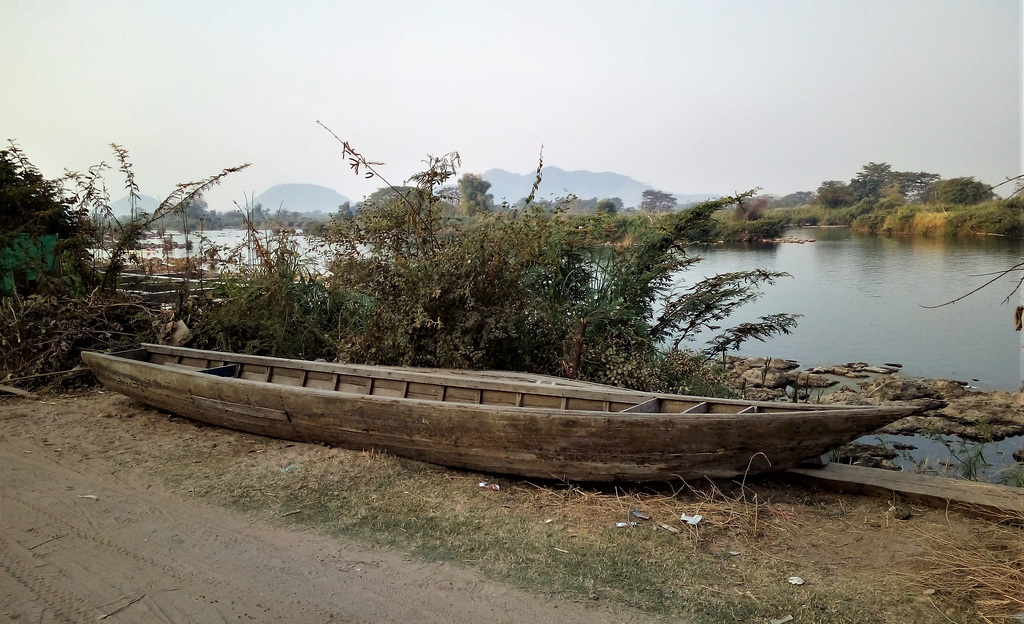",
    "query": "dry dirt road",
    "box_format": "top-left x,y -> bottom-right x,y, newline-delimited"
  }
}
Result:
0,395 -> 658,624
